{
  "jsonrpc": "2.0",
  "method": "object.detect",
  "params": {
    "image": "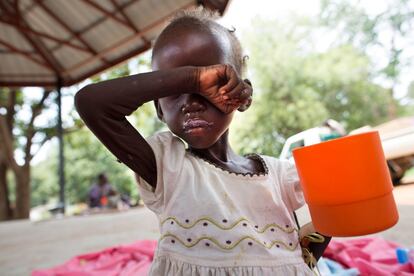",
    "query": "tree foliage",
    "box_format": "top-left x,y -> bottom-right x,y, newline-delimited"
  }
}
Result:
0,88 -> 57,219
31,128 -> 139,206
232,17 -> 395,156
319,0 -> 414,107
